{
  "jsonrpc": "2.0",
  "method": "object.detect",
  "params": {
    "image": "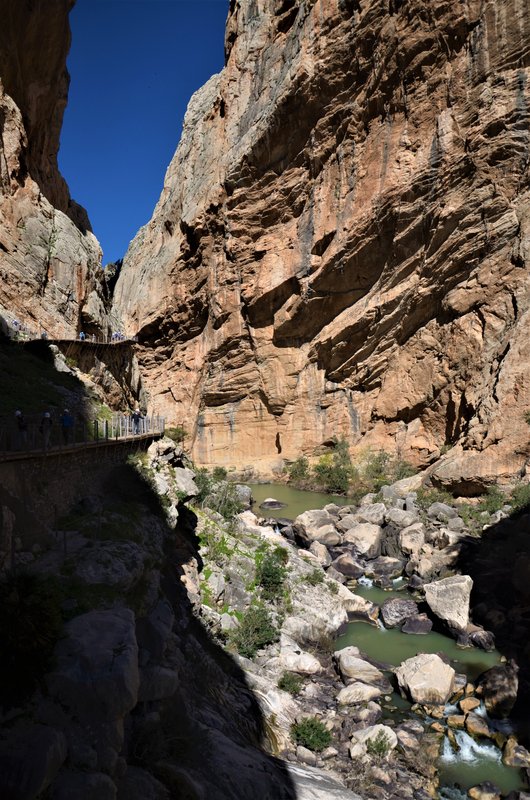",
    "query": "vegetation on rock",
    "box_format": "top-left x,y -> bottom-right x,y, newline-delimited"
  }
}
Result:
286,440 -> 415,498
230,605 -> 279,658
290,717 -> 332,752
278,671 -> 304,695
